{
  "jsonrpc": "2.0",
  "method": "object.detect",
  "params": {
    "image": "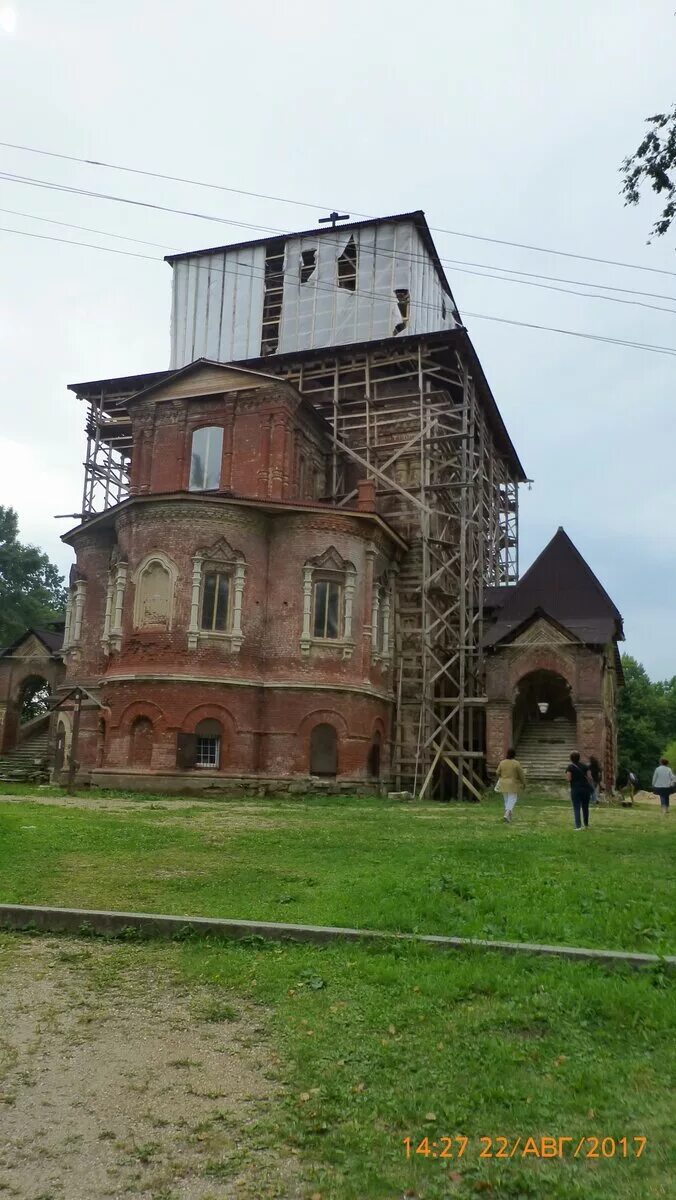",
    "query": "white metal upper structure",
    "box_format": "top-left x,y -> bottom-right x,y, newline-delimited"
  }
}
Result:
166,212 -> 460,366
